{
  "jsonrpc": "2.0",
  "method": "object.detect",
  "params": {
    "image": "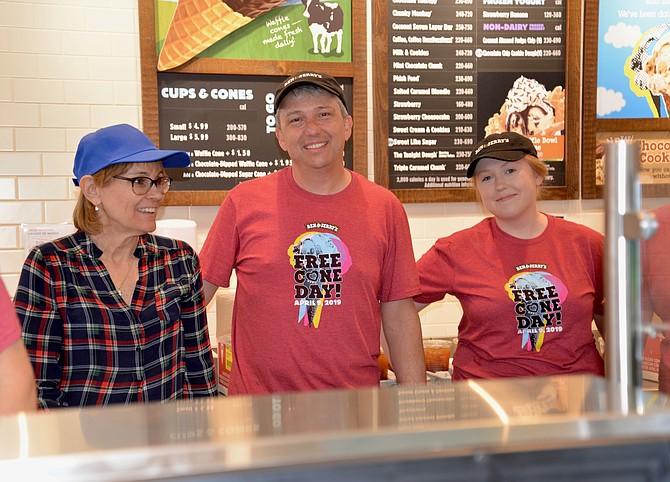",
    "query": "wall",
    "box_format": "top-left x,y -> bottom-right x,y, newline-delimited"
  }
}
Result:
0,0 -> 659,341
